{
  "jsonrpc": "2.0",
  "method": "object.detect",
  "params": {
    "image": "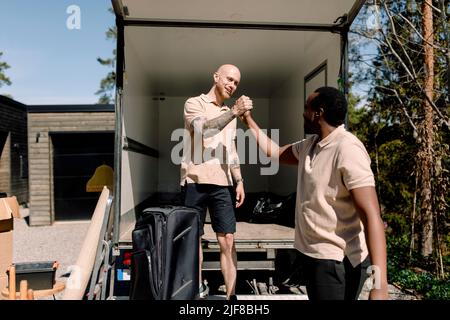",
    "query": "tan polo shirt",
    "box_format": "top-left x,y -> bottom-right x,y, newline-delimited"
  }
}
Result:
291,125 -> 374,267
180,94 -> 238,186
